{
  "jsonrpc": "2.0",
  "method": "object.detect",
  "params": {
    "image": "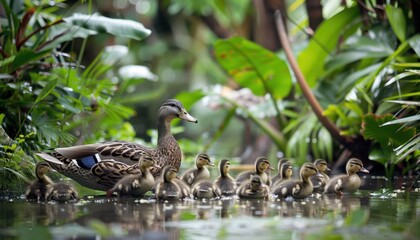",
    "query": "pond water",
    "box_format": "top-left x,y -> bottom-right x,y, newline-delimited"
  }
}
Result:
0,177 -> 419,240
